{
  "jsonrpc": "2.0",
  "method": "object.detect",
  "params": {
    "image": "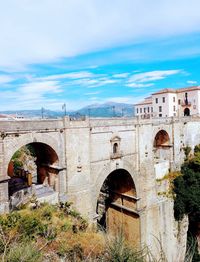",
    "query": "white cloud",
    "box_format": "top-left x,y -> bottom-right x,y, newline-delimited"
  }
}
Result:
0,75 -> 14,84
105,96 -> 135,104
0,80 -> 63,110
41,71 -> 96,81
85,91 -> 101,95
187,80 -> 197,85
126,83 -> 154,88
67,76 -> 119,88
128,70 -> 182,83
1,1 -> 200,69
126,70 -> 182,88
112,73 -> 130,78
